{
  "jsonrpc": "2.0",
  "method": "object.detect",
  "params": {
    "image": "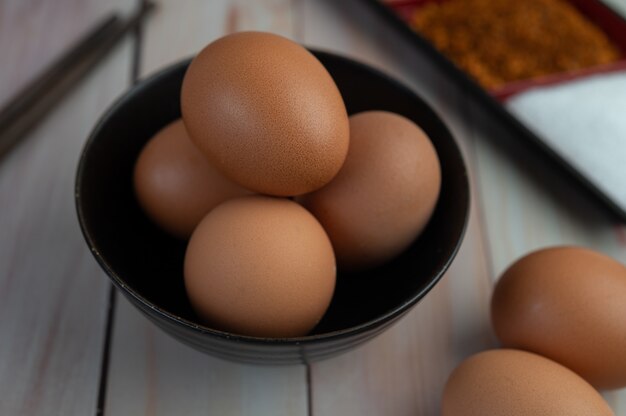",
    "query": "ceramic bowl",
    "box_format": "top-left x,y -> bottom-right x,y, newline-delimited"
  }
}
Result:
75,50 -> 469,365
